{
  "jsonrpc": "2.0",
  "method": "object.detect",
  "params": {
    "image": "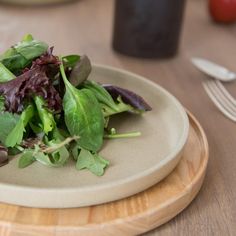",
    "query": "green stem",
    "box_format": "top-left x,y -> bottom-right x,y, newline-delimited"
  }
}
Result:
43,136 -> 79,153
59,56 -> 72,89
104,131 -> 141,139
